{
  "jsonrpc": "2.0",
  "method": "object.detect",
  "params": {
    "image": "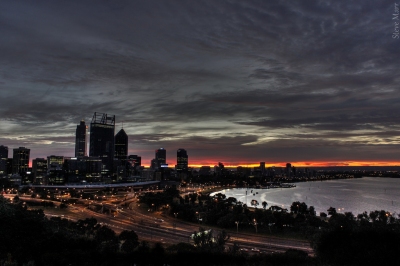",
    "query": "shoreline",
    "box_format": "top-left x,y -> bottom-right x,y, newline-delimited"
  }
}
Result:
207,177 -> 400,216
